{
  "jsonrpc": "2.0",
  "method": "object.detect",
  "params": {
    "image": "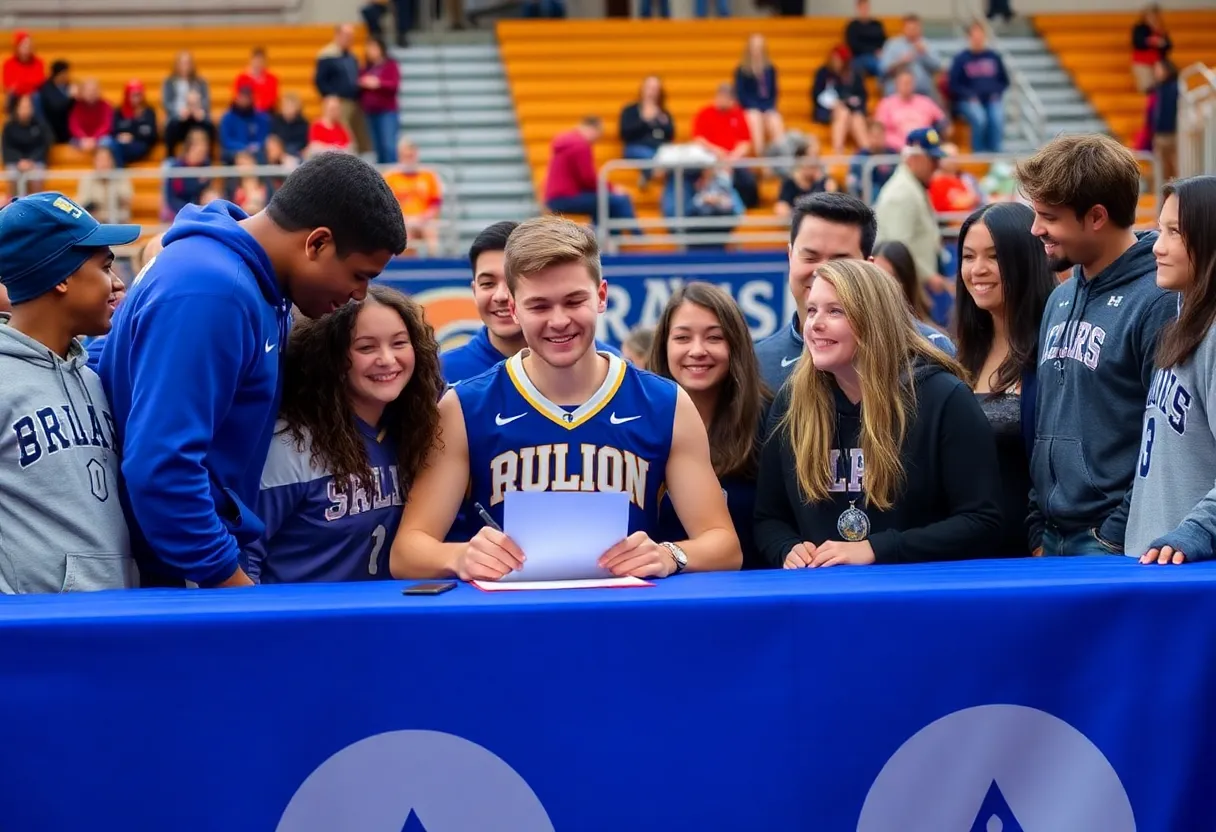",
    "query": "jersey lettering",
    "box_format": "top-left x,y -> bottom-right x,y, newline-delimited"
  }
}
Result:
1147,367 -> 1193,435
828,448 -> 864,493
324,465 -> 403,521
489,442 -> 650,509
12,404 -> 118,469
1041,321 -> 1106,369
